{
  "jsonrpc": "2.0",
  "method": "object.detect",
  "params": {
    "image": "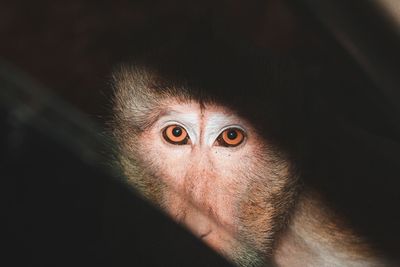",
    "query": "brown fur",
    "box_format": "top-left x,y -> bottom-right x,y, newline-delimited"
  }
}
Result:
274,190 -> 389,266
